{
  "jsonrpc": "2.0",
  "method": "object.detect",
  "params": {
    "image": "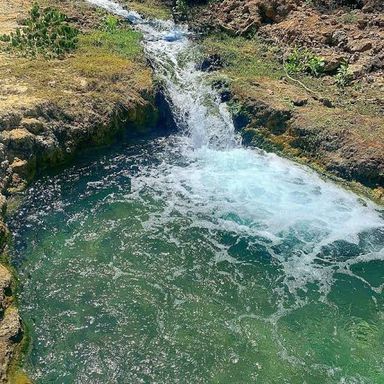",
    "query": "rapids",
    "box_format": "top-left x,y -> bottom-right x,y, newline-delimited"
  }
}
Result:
10,1 -> 384,383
